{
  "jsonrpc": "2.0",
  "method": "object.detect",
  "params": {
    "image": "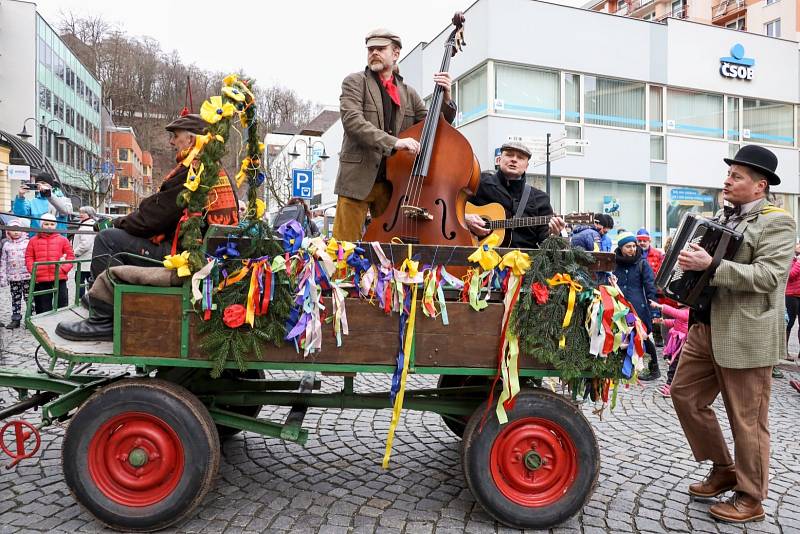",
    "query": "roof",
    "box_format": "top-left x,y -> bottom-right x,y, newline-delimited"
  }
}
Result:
299,110 -> 341,136
273,122 -> 302,135
0,129 -> 61,184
